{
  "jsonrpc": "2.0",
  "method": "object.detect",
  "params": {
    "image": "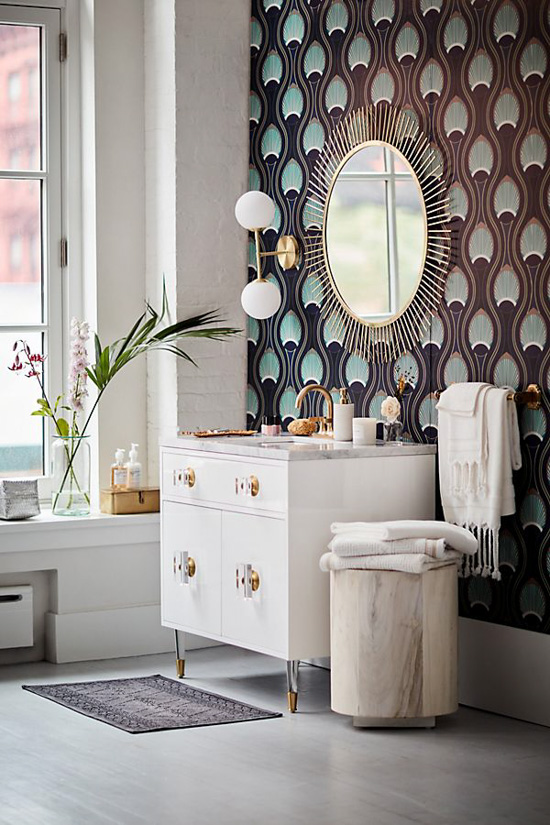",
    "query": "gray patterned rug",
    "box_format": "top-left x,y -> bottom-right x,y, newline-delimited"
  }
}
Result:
22,674 -> 282,733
